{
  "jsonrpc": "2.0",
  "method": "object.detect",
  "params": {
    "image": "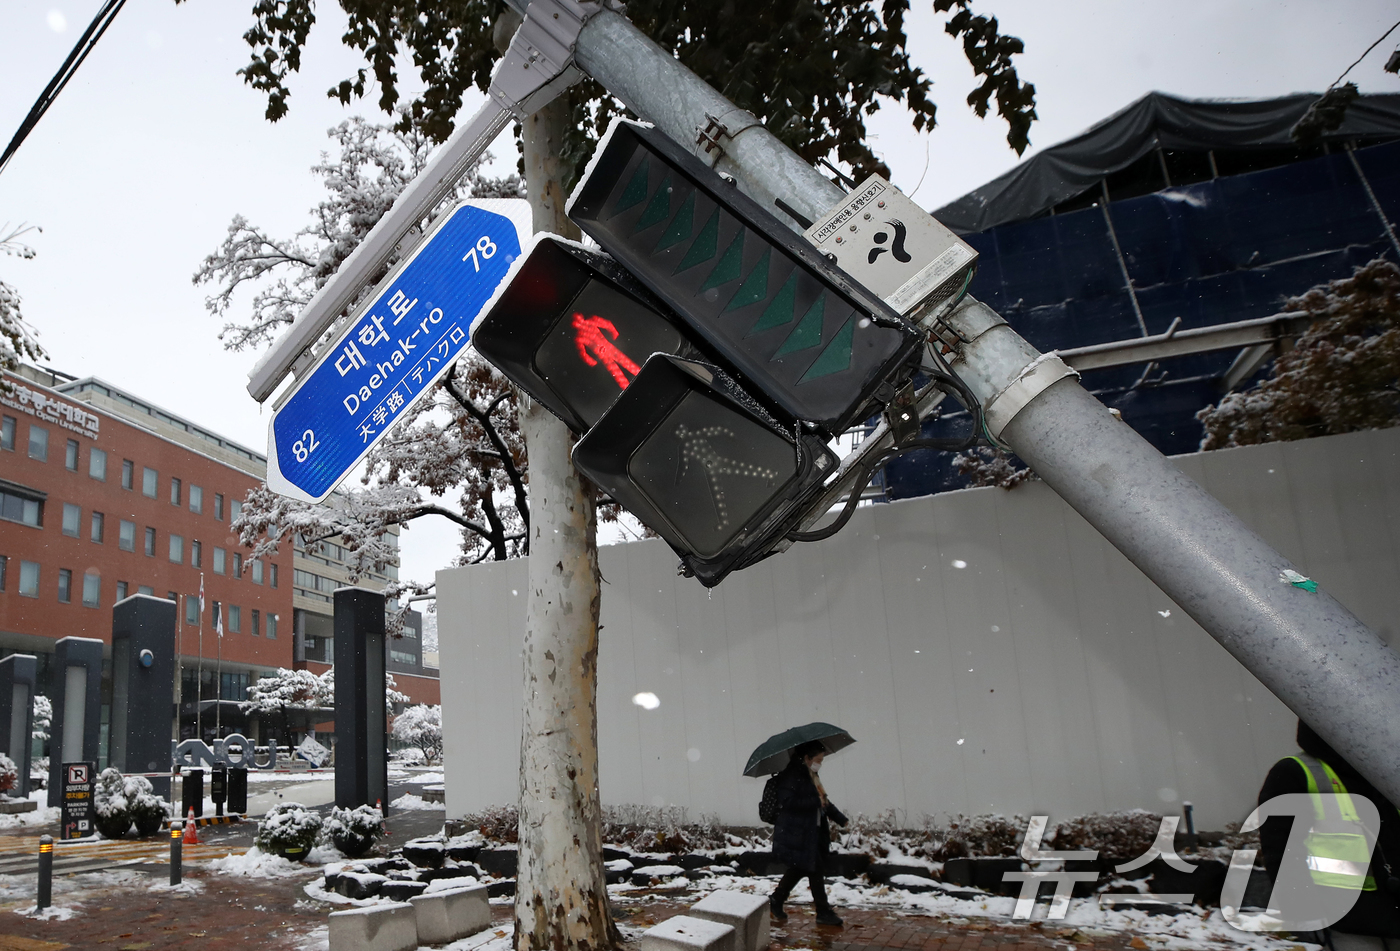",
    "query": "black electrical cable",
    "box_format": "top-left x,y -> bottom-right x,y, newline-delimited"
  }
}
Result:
0,0 -> 129,178
786,371 -> 984,544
